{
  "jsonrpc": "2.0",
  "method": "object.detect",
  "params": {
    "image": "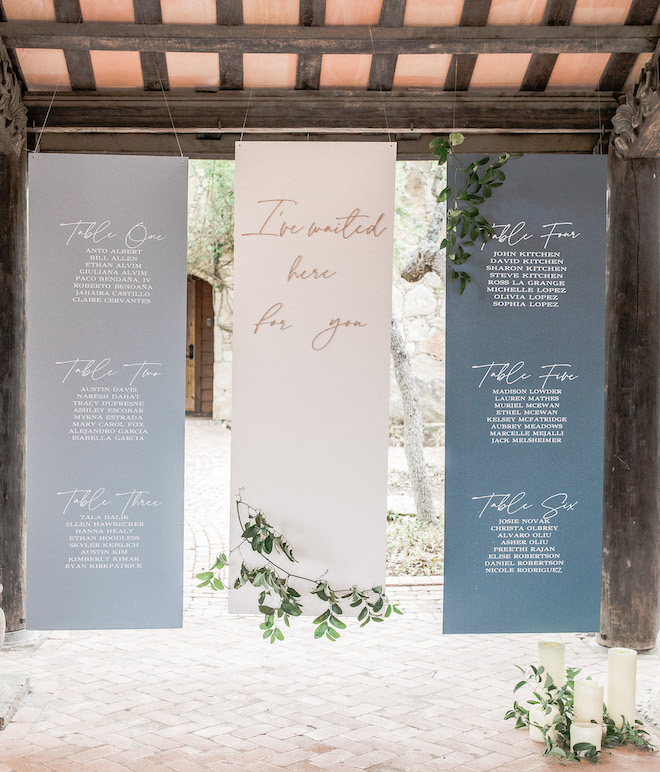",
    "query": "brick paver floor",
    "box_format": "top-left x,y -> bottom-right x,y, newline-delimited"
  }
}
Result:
1,418 -> 658,771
